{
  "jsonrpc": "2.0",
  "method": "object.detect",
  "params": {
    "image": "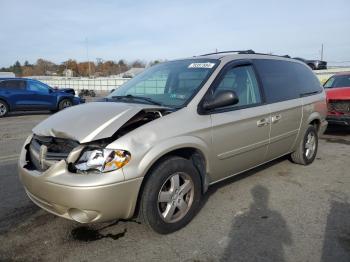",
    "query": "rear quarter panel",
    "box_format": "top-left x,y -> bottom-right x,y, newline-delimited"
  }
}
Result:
293,91 -> 327,151
0,88 -> 24,110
